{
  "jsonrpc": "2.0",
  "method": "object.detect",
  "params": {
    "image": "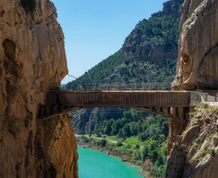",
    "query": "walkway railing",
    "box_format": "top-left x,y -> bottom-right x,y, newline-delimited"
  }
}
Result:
206,95 -> 218,102
61,82 -> 172,91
